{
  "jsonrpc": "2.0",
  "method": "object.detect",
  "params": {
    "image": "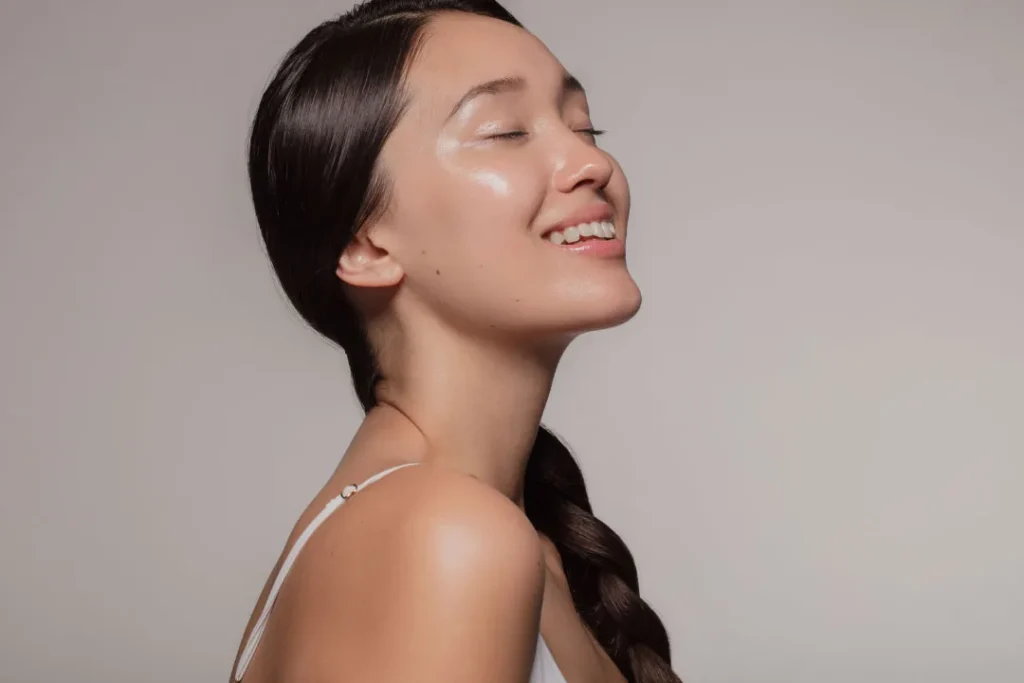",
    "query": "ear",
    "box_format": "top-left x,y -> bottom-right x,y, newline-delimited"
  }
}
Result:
336,226 -> 404,288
